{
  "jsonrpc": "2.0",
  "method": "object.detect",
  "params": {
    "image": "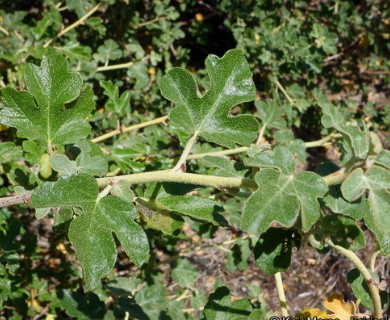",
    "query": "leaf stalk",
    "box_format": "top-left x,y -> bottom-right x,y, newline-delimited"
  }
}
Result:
275,272 -> 288,317
172,133 -> 199,172
304,133 -> 342,148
